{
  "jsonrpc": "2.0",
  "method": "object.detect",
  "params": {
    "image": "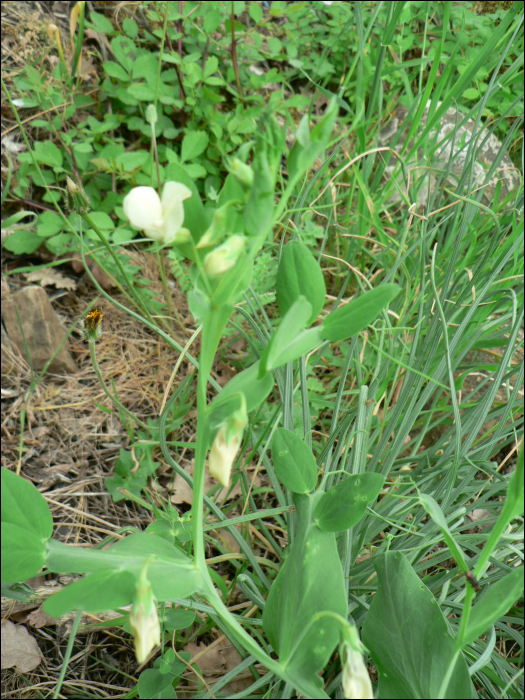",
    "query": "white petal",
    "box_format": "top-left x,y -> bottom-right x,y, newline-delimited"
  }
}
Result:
161,182 -> 192,241
123,187 -> 163,230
